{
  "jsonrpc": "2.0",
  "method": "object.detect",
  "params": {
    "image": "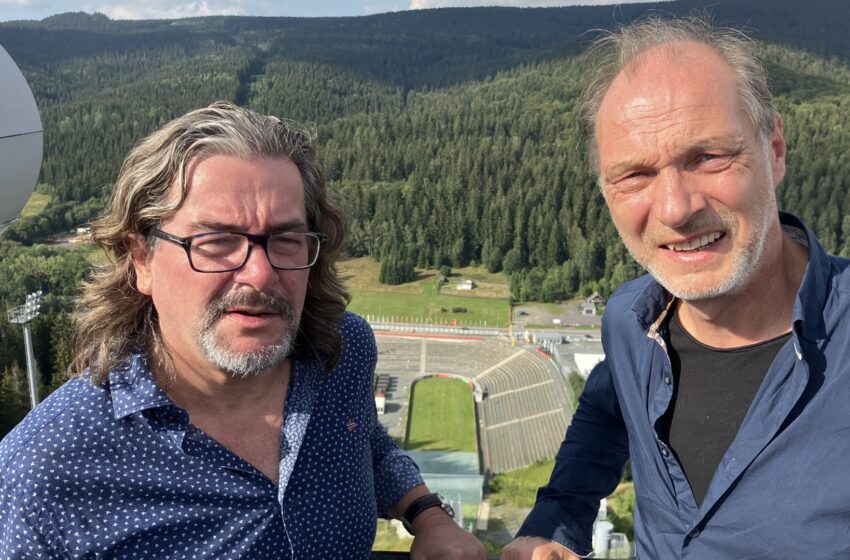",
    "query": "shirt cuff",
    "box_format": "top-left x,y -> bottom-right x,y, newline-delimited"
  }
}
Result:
515,498 -> 594,557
